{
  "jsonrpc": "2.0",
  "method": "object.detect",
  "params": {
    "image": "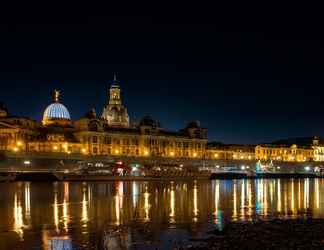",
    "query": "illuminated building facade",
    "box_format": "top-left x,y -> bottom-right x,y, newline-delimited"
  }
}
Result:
255,144 -> 314,162
206,143 -> 255,160
0,78 -> 207,159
